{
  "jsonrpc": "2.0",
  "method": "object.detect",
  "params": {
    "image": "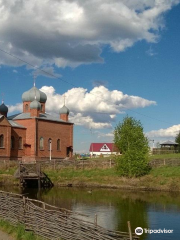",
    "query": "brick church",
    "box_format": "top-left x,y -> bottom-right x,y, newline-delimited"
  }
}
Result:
0,84 -> 73,161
